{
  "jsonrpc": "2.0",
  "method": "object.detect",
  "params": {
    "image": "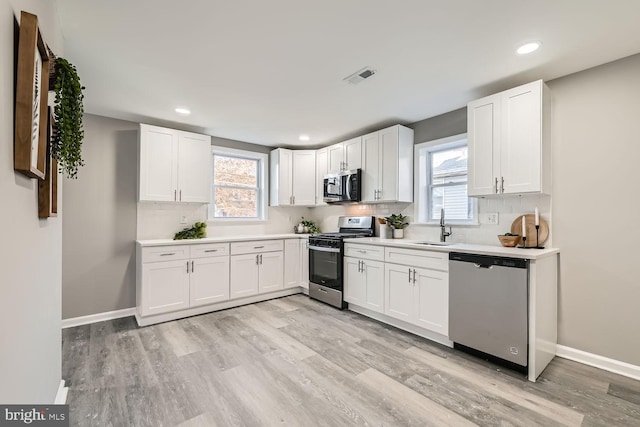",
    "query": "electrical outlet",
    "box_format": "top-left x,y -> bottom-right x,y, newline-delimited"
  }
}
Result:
481,213 -> 499,225
179,216 -> 187,224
